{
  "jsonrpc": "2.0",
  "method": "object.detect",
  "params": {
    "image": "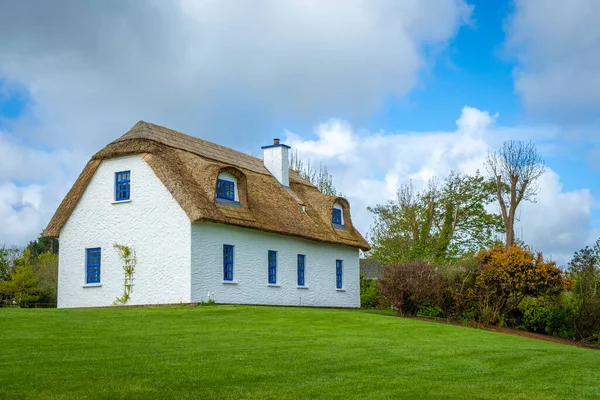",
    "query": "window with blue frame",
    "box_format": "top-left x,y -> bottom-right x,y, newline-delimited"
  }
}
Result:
332,208 -> 342,225
223,245 -> 234,281
336,259 -> 343,289
115,171 -> 131,201
86,248 -> 101,284
268,250 -> 277,284
297,254 -> 305,286
216,179 -> 235,201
